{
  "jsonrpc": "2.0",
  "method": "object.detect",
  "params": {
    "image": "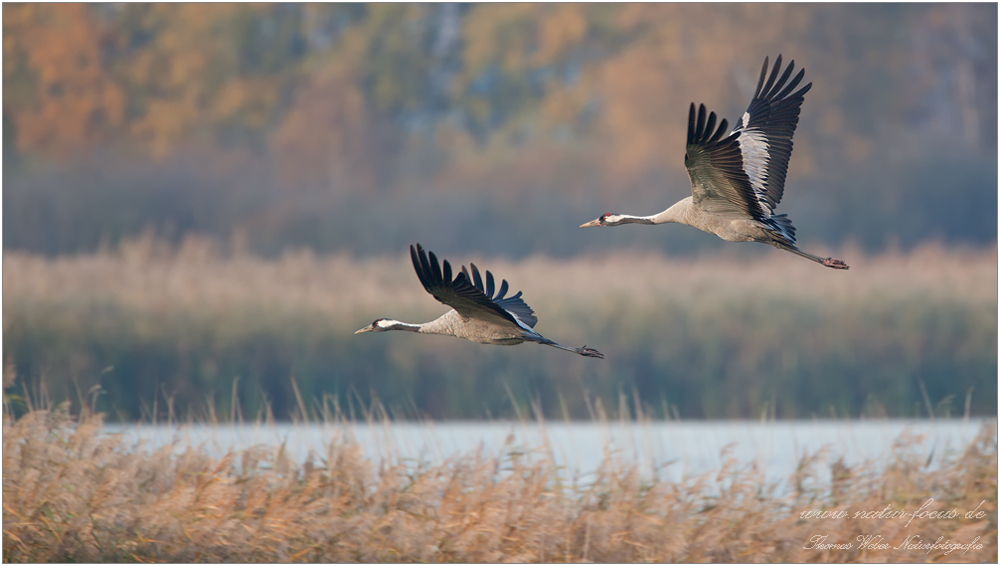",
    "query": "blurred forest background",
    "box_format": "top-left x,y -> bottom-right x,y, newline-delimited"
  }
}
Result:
3,4 -> 997,421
